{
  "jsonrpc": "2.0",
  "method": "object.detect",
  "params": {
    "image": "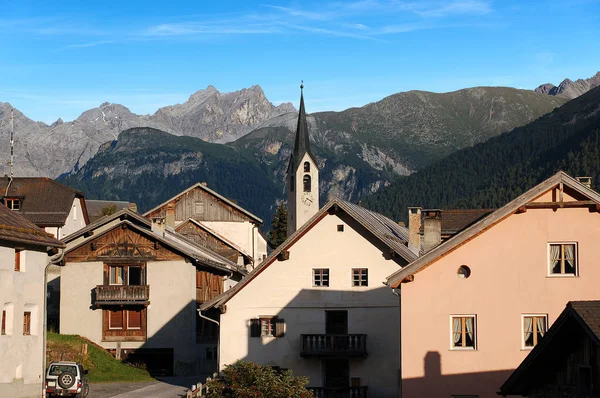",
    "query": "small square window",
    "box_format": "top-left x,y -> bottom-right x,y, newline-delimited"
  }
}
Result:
313,269 -> 329,287
337,225 -> 344,232
523,315 -> 547,348
352,268 -> 368,286
549,243 -> 577,275
451,316 -> 476,349
5,198 -> 20,210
